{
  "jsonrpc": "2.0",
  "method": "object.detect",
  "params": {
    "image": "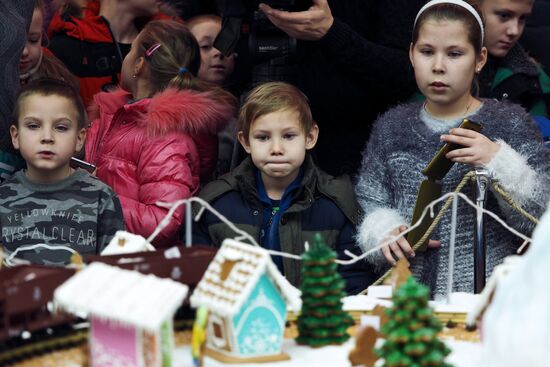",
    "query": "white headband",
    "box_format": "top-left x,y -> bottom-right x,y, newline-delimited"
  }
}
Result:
414,0 -> 484,44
